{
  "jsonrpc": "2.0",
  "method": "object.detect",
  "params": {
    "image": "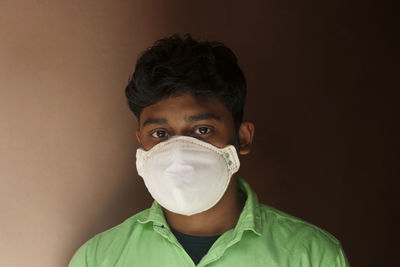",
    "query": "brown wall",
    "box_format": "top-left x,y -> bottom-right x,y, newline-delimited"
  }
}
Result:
1,1 -> 397,266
